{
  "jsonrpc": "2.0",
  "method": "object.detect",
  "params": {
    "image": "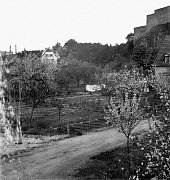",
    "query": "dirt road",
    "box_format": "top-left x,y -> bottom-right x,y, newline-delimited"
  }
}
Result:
1,121 -> 150,180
